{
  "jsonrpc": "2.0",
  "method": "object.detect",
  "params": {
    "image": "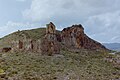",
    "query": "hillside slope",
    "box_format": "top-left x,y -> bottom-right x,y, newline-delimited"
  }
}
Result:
0,23 -> 119,80
0,28 -> 46,48
0,22 -> 108,54
0,50 -> 120,80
